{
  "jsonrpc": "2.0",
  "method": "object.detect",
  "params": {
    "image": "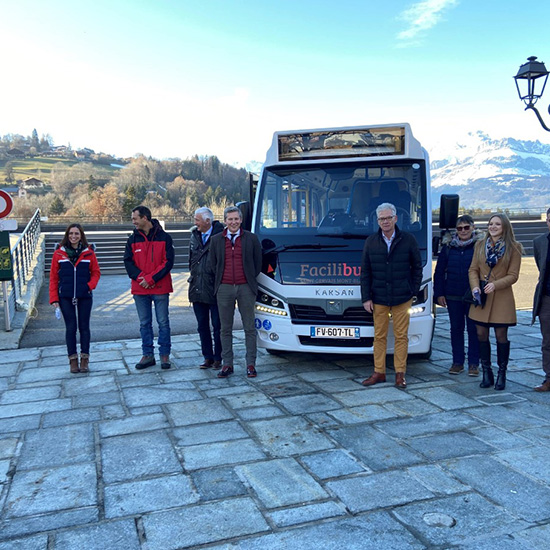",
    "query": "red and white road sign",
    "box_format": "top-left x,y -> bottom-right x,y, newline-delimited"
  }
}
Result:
0,190 -> 14,218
